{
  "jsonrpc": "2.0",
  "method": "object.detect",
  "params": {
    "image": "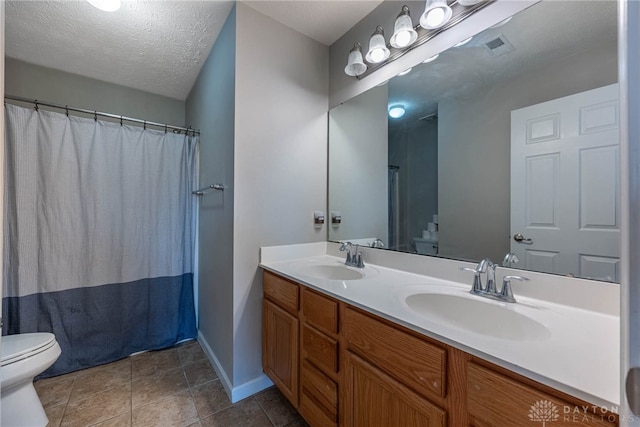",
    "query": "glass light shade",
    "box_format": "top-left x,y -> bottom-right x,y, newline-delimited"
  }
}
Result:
389,106 -> 406,118
365,26 -> 390,64
397,68 -> 412,77
87,0 -> 121,12
490,16 -> 512,29
423,53 -> 439,63
420,0 -> 453,30
457,0 -> 483,5
454,36 -> 473,47
390,6 -> 418,49
344,43 -> 367,77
